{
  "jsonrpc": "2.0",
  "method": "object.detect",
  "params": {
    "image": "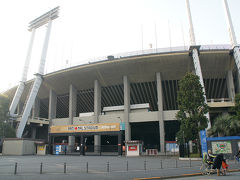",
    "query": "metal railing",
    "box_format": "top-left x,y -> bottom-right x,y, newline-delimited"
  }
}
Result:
207,98 -> 233,103
0,158 -> 238,175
